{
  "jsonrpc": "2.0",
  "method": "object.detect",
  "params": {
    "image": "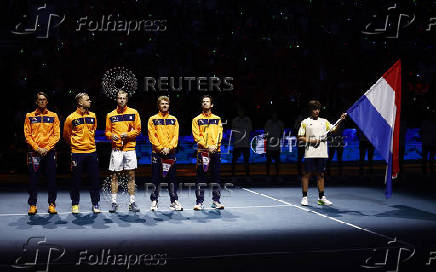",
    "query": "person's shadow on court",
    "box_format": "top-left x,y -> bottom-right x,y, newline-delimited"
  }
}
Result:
9,214 -> 68,230
374,205 -> 436,222
145,209 -> 239,224
115,213 -> 147,227
310,206 -> 368,218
